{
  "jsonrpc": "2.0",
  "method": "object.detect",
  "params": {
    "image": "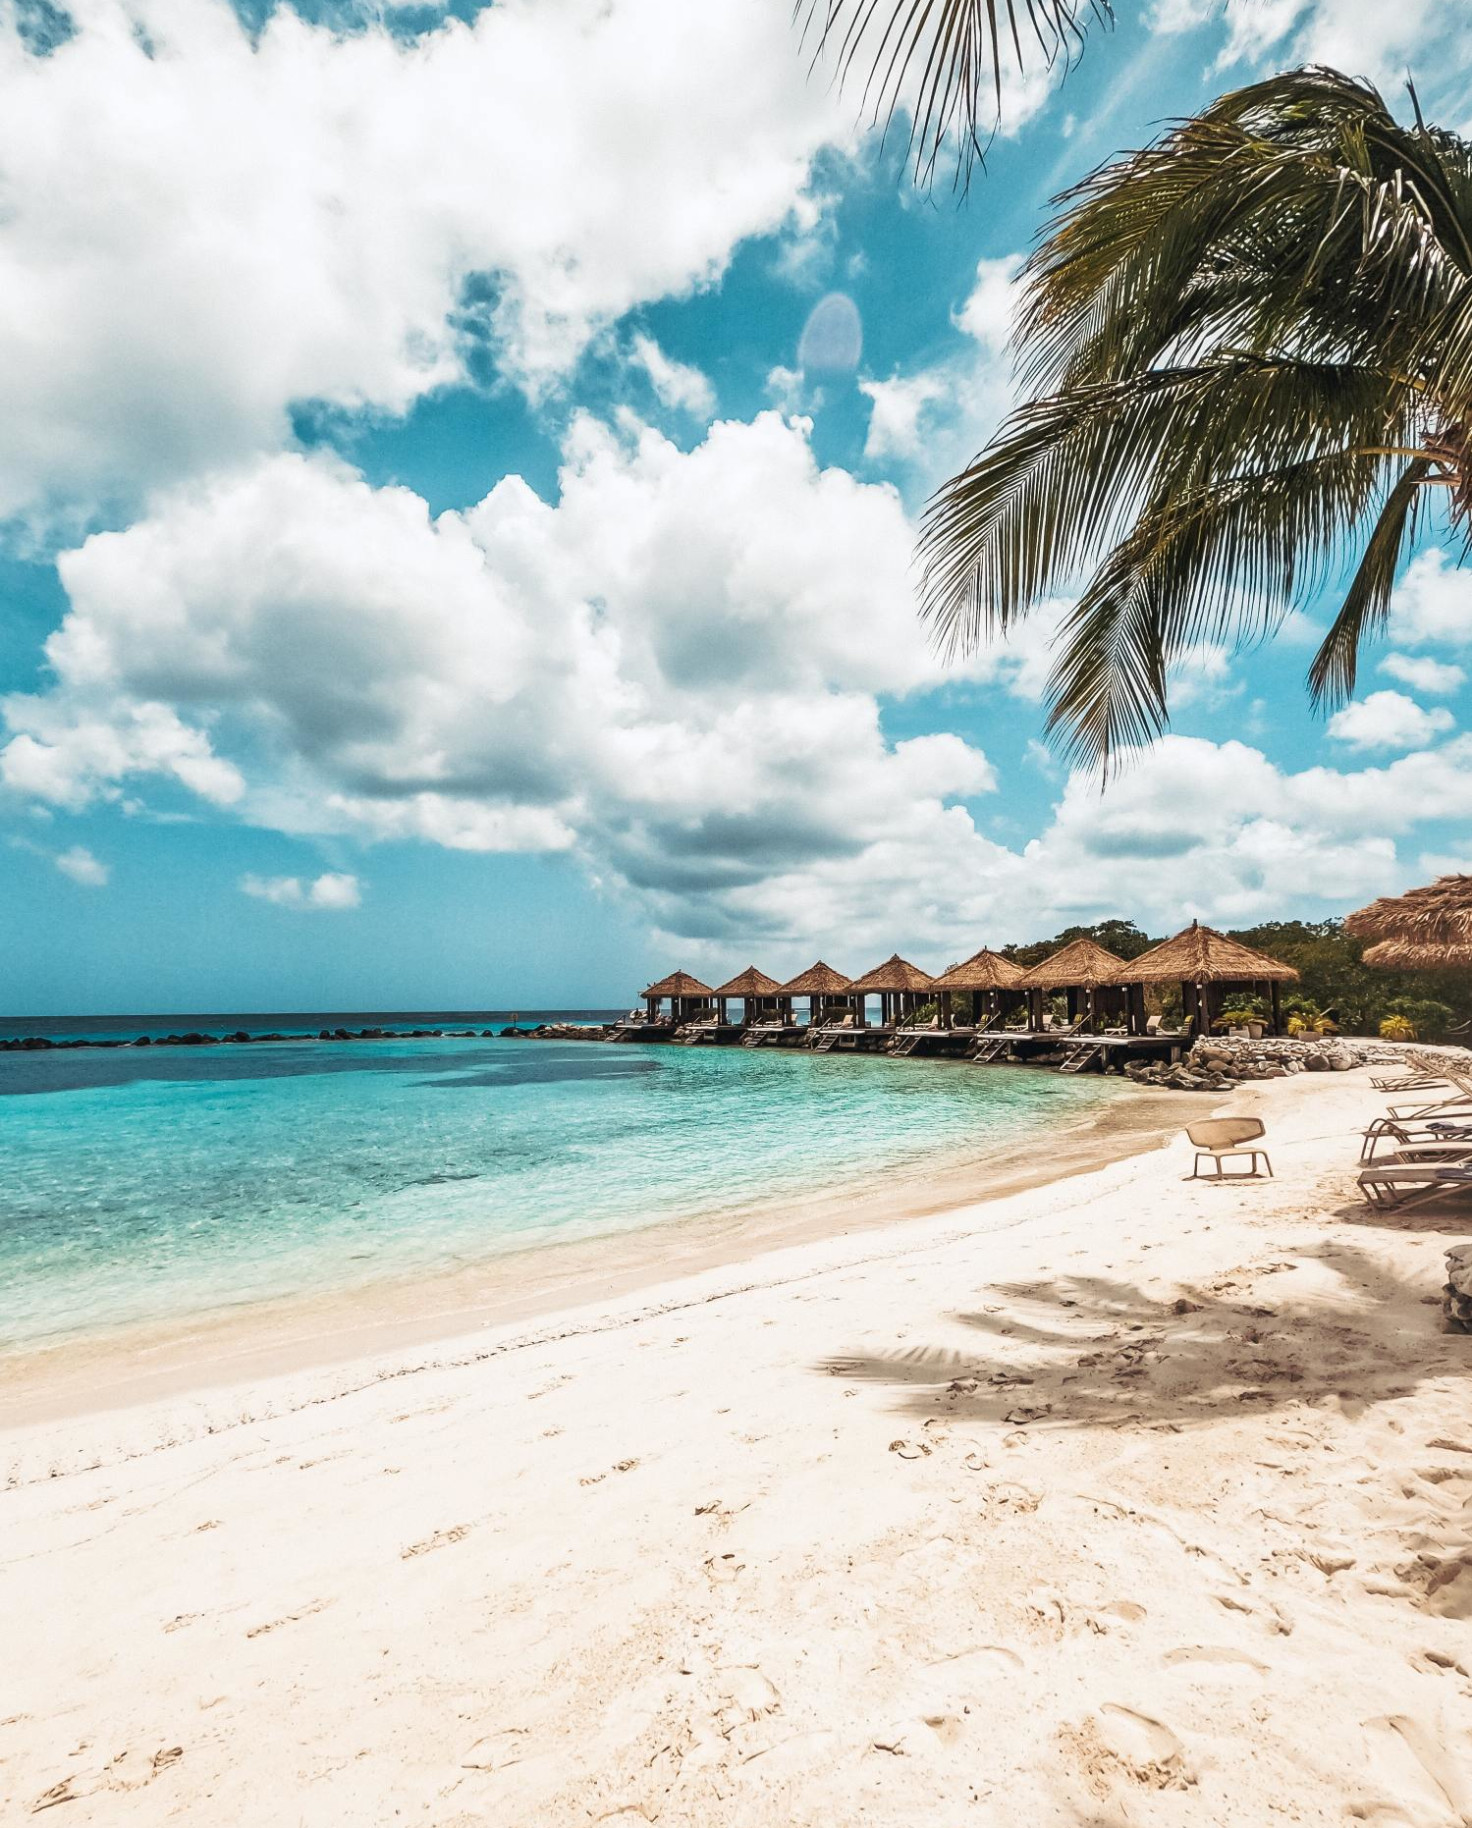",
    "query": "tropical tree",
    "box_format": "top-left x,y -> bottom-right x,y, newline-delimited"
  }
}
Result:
911,67 -> 1472,769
